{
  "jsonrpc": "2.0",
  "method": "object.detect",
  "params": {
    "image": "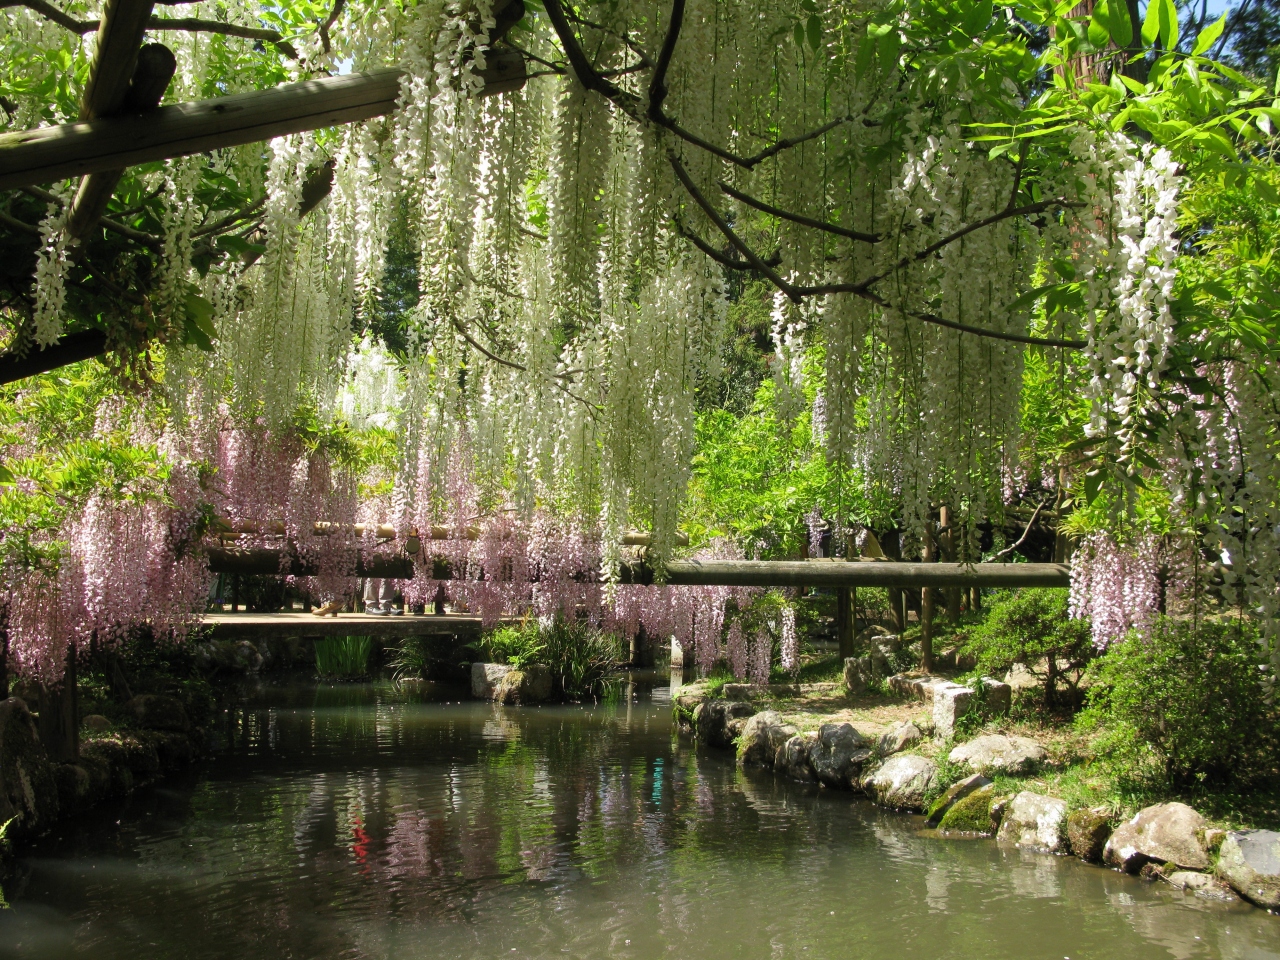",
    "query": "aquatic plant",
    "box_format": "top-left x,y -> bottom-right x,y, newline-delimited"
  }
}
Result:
314,636 -> 373,681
